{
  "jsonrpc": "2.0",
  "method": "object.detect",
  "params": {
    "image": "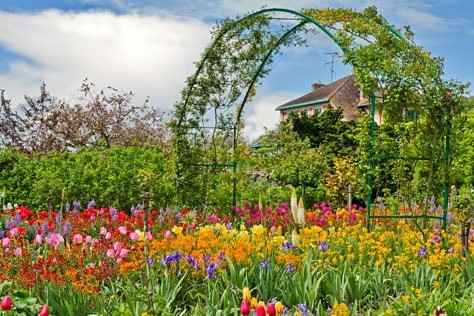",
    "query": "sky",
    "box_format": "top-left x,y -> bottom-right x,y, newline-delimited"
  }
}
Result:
0,0 -> 473,141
